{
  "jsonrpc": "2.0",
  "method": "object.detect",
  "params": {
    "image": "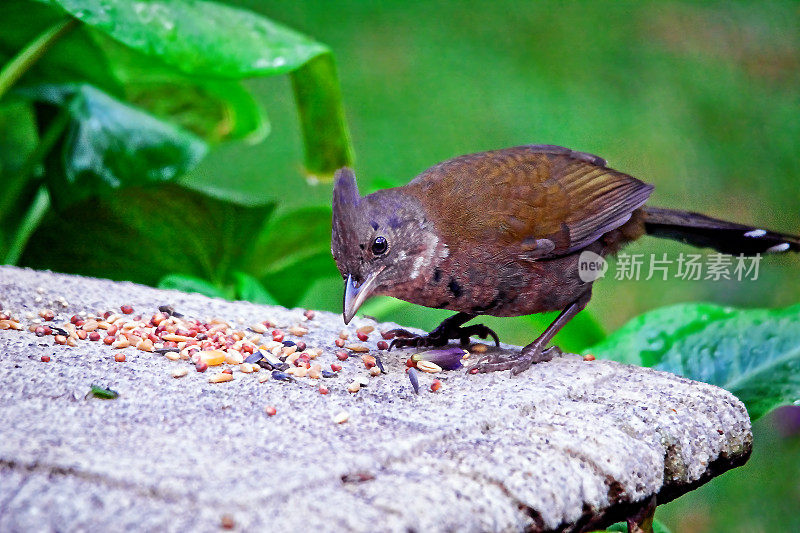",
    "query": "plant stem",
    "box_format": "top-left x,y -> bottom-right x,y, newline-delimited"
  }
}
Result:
3,187 -> 50,265
0,104 -> 71,219
0,17 -> 78,101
